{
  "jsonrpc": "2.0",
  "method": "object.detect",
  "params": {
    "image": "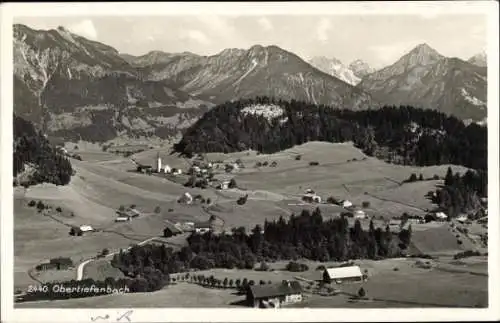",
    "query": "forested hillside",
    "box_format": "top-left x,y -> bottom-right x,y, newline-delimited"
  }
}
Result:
174,97 -> 487,171
13,114 -> 74,187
